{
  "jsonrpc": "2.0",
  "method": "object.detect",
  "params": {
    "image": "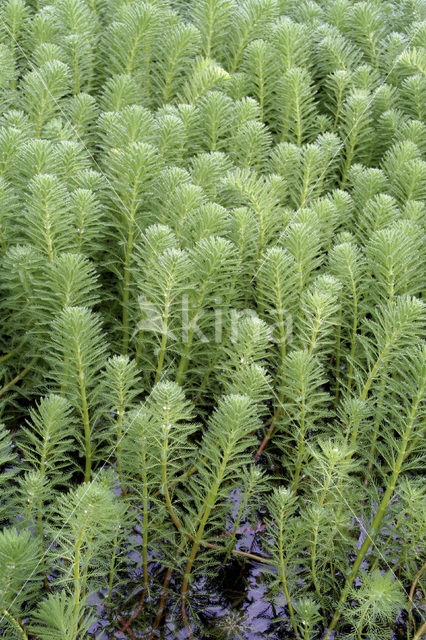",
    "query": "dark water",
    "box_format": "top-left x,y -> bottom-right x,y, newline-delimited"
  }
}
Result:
85,488 -> 422,639
88,558 -> 288,640
86,552 -> 418,640
87,487 -> 292,639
